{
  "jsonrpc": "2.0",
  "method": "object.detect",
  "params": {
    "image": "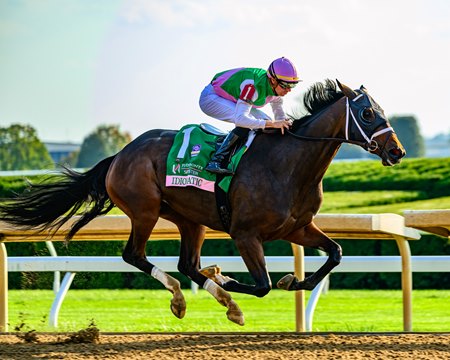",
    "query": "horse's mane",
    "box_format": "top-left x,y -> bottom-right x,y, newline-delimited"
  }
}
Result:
291,79 -> 345,129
